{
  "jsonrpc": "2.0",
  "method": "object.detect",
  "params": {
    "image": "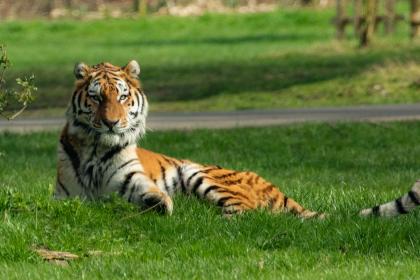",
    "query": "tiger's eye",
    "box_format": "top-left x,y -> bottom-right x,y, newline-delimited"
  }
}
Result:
120,95 -> 128,101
